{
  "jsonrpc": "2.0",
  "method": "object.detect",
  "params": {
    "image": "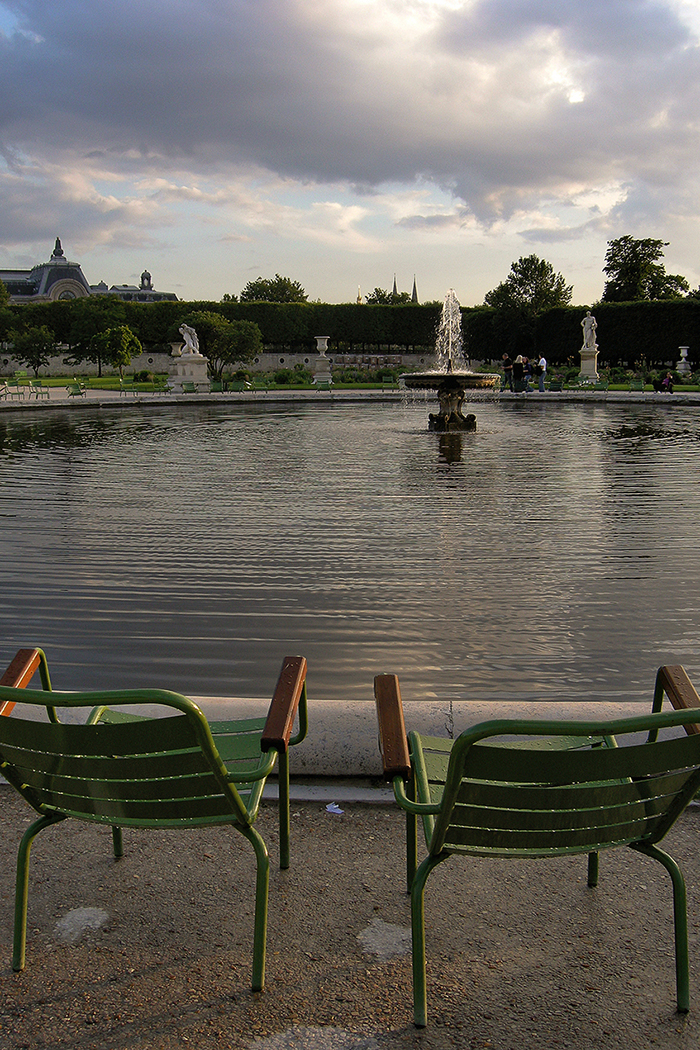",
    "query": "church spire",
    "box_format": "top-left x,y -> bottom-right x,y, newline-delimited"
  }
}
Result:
392,273 -> 398,297
411,275 -> 418,304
